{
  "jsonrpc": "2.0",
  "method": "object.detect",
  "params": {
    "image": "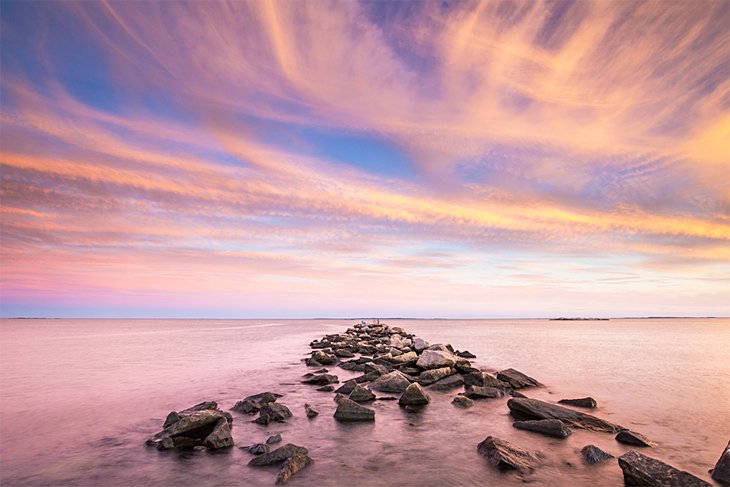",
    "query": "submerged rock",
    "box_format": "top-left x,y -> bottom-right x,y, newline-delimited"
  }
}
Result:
248,443 -> 271,455
452,396 -> 474,408
497,368 -> 541,389
616,430 -> 654,447
276,451 -> 313,484
333,398 -> 375,421
513,419 -> 571,438
477,436 -> 541,473
248,444 -> 308,466
316,385 -> 334,392
304,403 -> 319,418
507,398 -> 620,432
618,450 -> 711,486
266,434 -> 282,445
711,440 -> 730,484
464,371 -> 511,389
581,445 -> 614,464
398,382 -> 430,407
559,397 -> 597,408
368,370 -> 412,393
349,385 -> 376,403
232,393 -> 281,414
255,403 -> 292,425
